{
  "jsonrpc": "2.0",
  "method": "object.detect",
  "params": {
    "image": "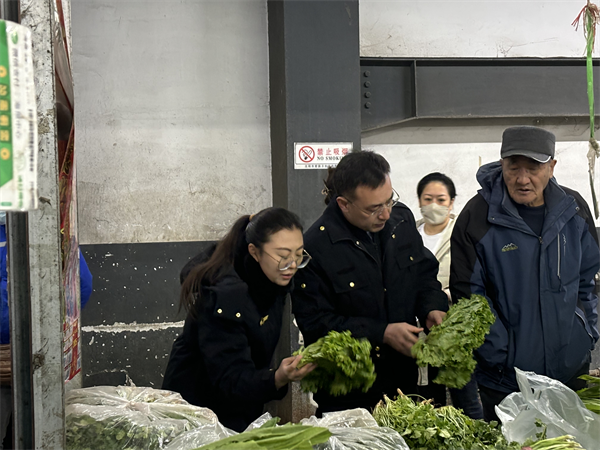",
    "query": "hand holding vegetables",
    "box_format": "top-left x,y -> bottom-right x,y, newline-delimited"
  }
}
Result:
412,294 -> 495,388
425,309 -> 446,329
383,322 -> 423,357
274,355 -> 317,389
293,330 -> 376,396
